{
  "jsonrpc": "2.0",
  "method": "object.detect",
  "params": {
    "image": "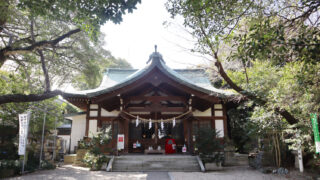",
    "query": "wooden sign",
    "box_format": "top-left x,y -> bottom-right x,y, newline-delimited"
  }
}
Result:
117,134 -> 124,150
